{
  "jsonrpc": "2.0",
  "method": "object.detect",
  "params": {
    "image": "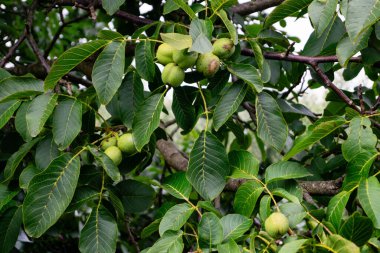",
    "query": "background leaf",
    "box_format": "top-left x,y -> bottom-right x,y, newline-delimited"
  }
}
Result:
339,212 -> 373,246
102,0 -> 125,15
0,206 -> 22,253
